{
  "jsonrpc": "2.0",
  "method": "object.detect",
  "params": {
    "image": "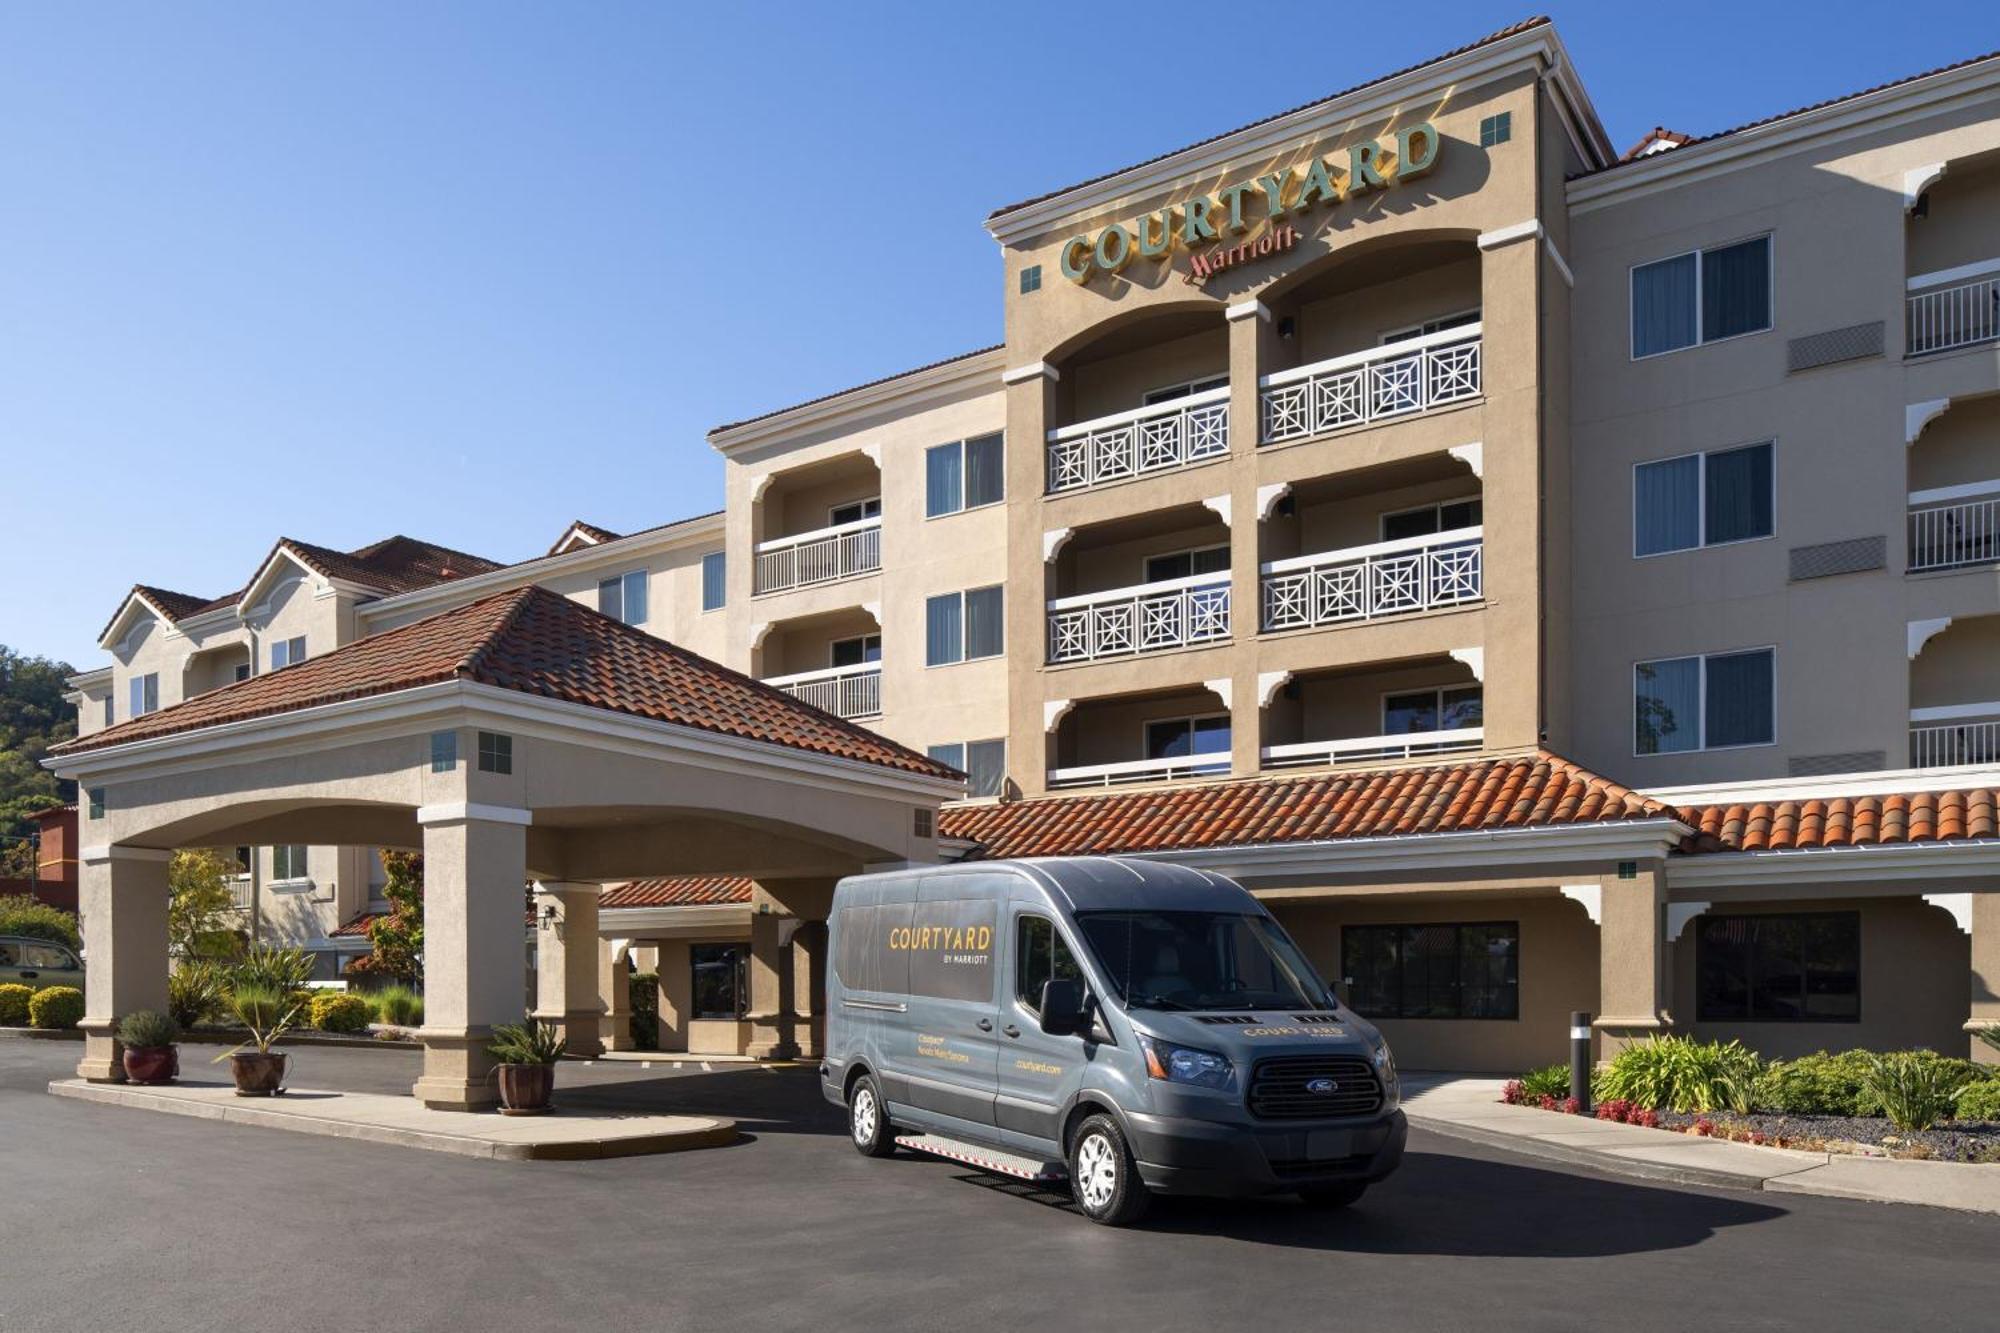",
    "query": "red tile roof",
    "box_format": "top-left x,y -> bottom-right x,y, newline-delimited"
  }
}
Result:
53,585 -> 961,780
96,584 -> 219,642
938,752 -> 1673,859
1620,126 -> 1693,161
1678,788 -> 2000,854
331,911 -> 381,939
548,520 -> 622,556
271,534 -> 507,596
600,876 -> 755,910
